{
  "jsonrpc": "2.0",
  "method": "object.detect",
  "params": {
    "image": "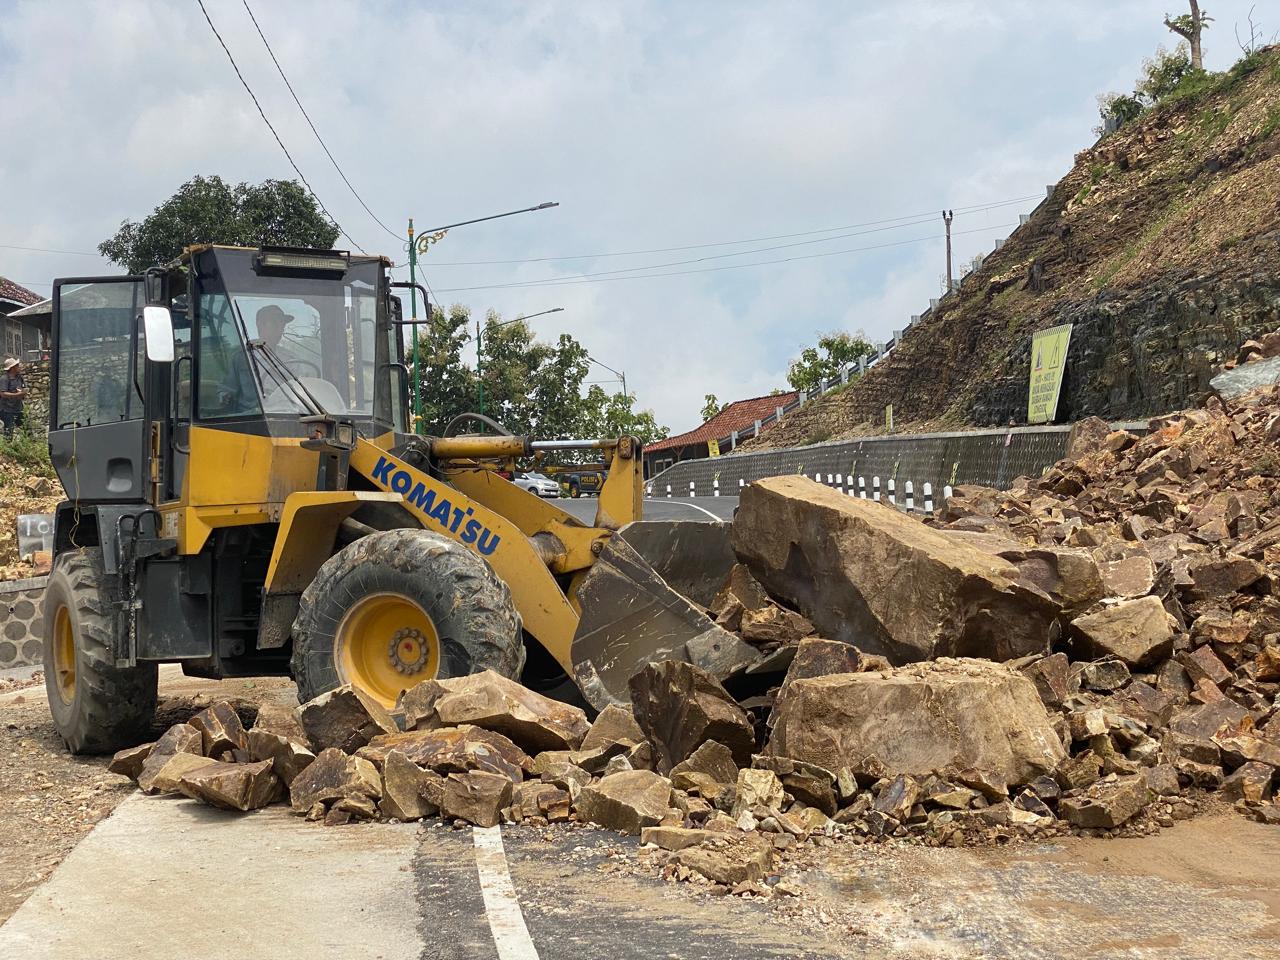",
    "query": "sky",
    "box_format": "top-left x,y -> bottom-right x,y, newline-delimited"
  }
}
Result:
0,0 -> 1267,433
